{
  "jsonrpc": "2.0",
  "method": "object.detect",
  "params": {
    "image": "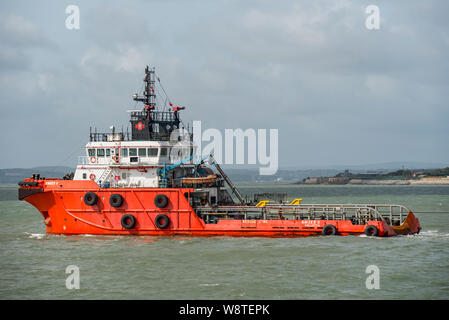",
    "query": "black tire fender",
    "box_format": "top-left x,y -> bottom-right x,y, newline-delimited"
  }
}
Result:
322,224 -> 337,236
154,194 -> 169,208
109,194 -> 123,207
121,214 -> 136,229
155,214 -> 170,229
364,225 -> 379,237
84,192 -> 98,206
